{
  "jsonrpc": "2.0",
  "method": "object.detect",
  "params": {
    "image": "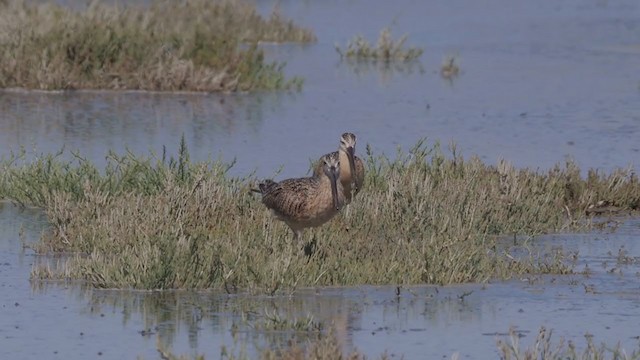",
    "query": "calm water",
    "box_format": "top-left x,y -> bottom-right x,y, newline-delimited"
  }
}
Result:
1,0 -> 640,358
2,0 -> 639,177
2,203 -> 640,359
